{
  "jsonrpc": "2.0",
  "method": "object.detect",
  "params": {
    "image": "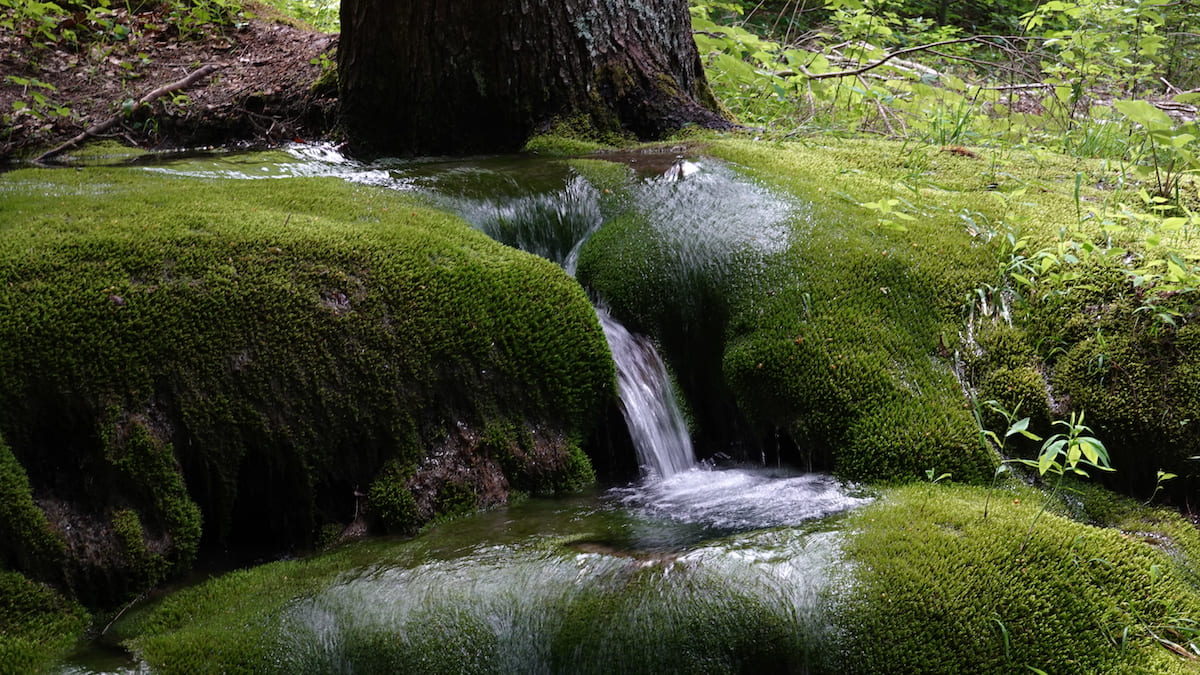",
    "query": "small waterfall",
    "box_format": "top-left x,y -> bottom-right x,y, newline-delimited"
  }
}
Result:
597,307 -> 696,478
